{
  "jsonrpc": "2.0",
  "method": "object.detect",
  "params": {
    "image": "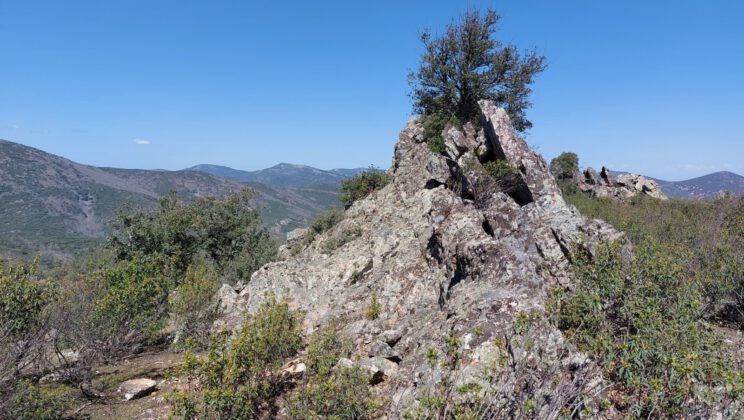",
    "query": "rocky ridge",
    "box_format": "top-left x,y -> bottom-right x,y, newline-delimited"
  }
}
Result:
577,166 -> 667,200
217,101 -> 624,417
